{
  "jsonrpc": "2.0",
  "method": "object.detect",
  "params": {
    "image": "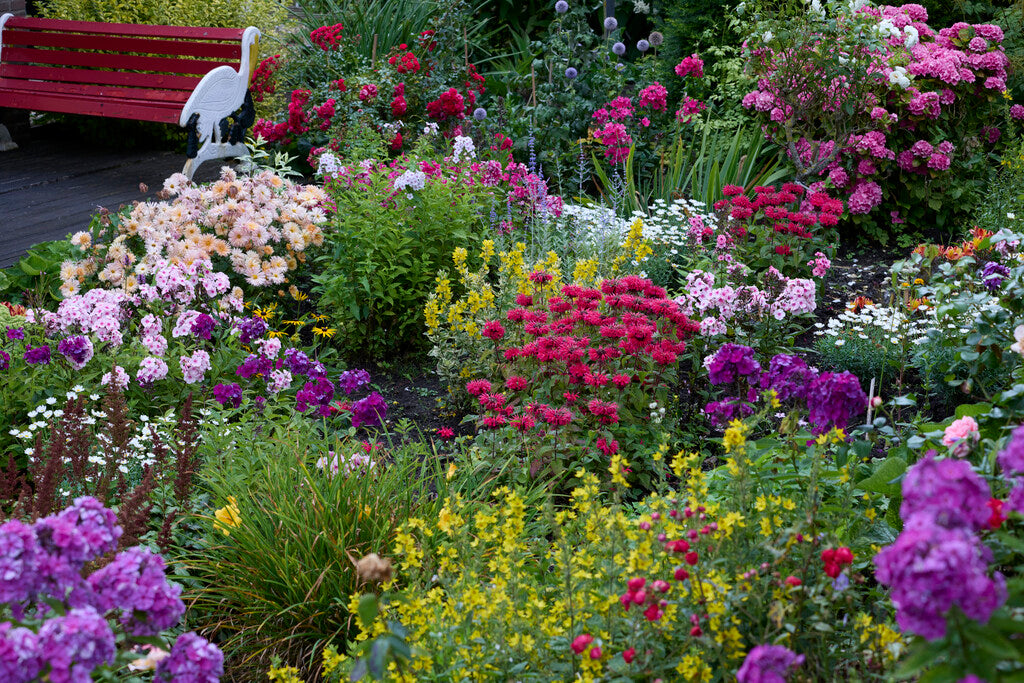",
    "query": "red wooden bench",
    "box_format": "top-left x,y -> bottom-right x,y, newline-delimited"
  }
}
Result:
0,14 -> 260,177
